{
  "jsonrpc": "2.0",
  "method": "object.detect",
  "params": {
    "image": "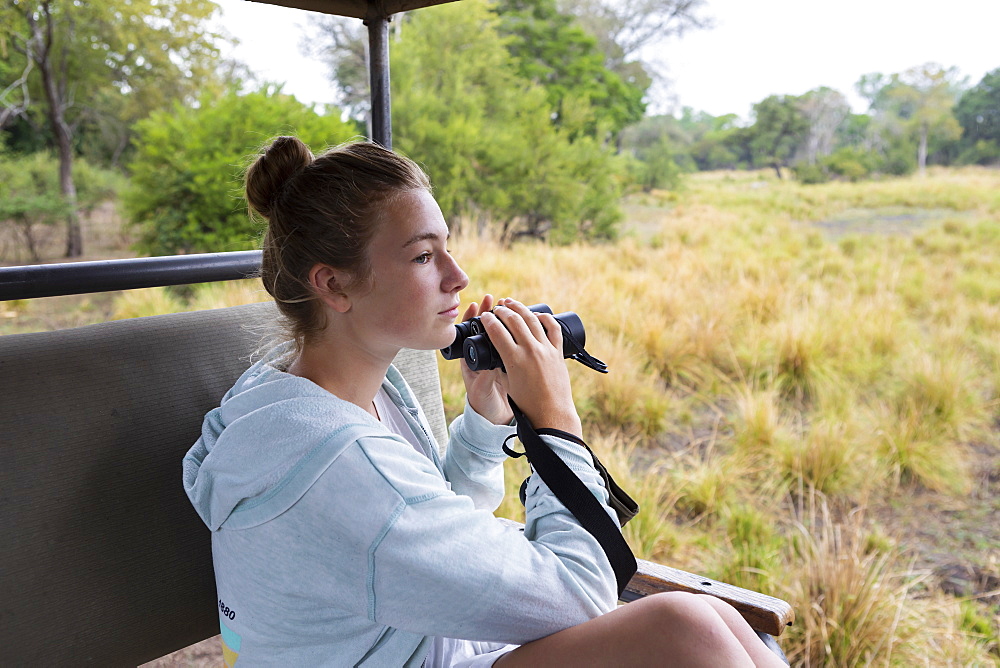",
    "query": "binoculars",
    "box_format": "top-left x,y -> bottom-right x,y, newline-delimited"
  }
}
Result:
440,304 -> 587,372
